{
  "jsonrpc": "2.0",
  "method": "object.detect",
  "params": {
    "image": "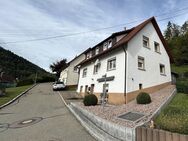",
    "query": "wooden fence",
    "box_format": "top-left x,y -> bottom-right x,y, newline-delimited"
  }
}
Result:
136,127 -> 188,141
